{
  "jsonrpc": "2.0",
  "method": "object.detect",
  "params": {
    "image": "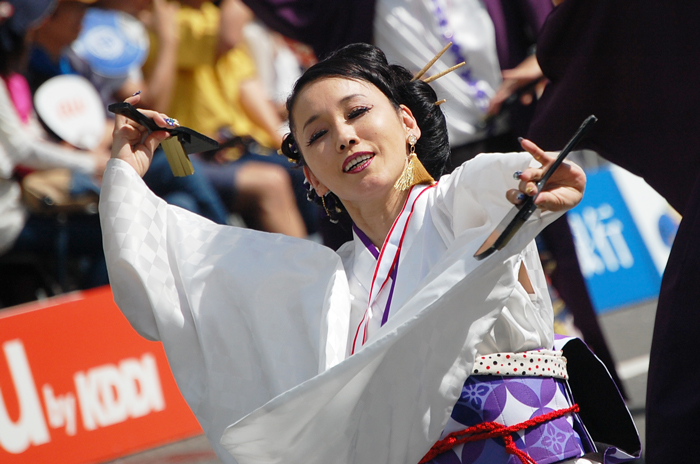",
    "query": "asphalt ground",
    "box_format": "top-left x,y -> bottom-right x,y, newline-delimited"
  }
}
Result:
105,299 -> 656,464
